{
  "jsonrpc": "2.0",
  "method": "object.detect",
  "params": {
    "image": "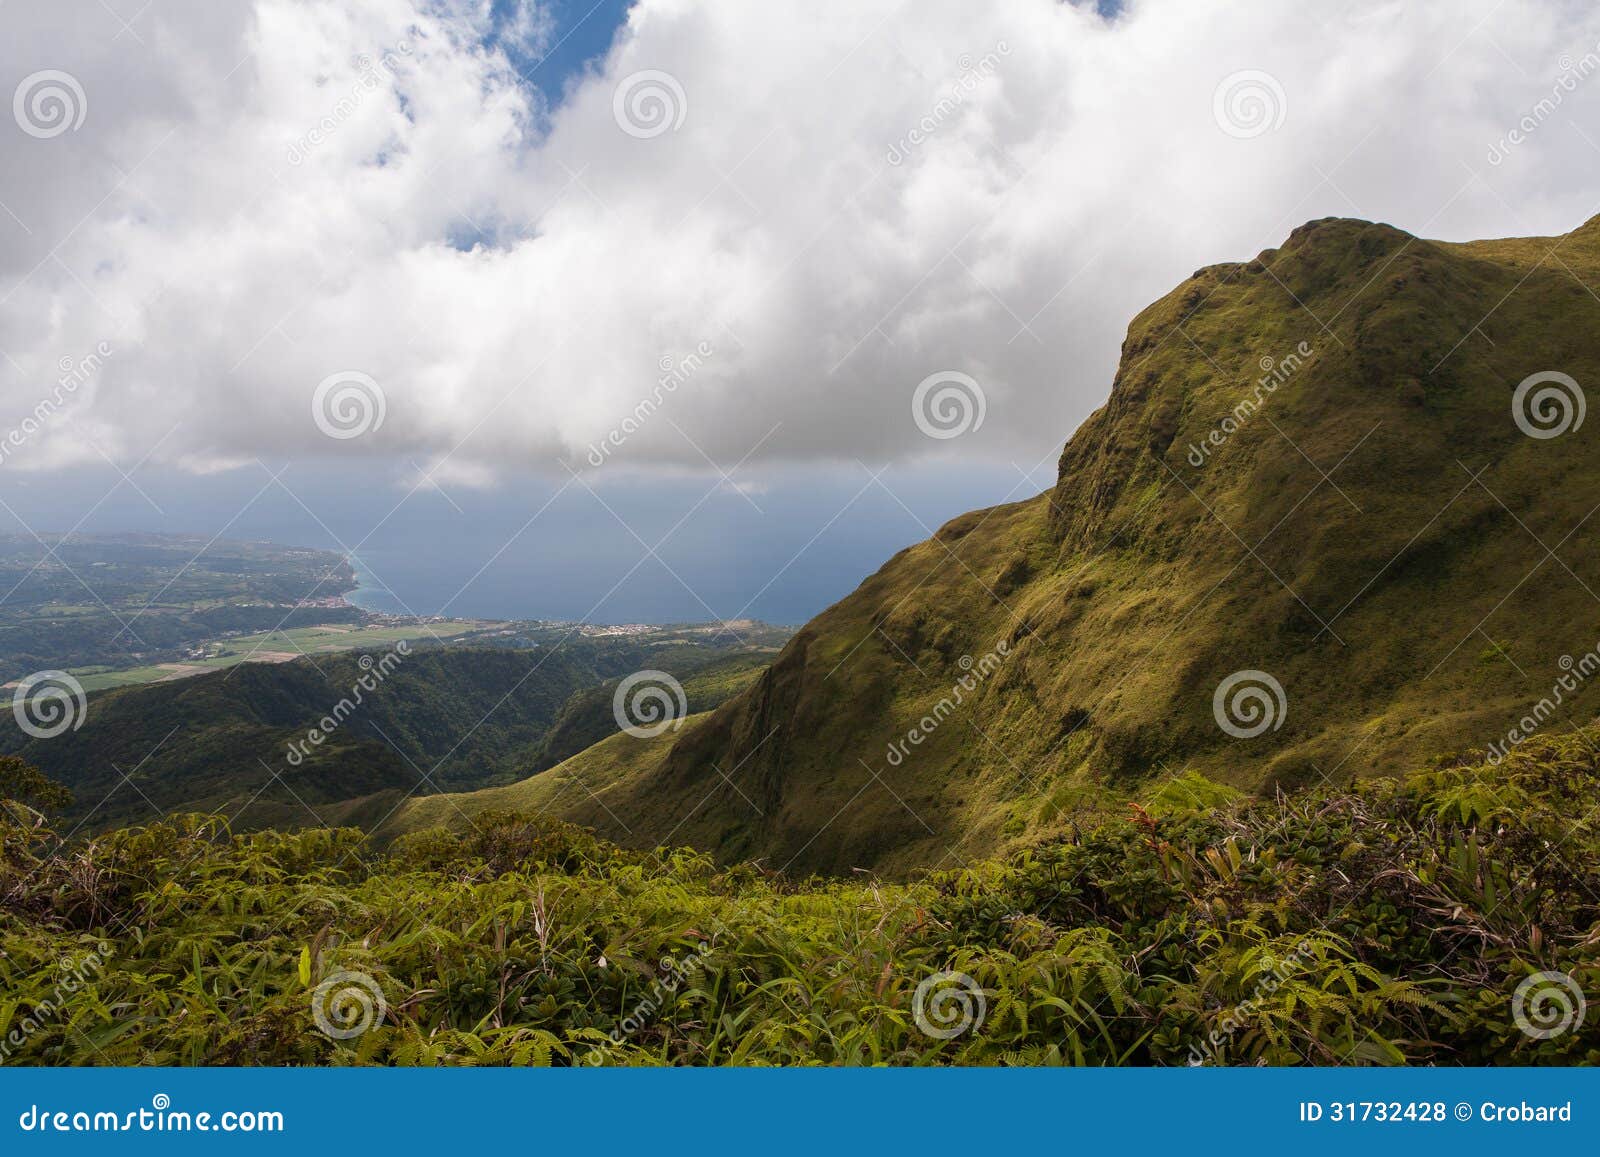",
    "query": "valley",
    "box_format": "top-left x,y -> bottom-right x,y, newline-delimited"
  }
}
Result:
3,619 -> 787,834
